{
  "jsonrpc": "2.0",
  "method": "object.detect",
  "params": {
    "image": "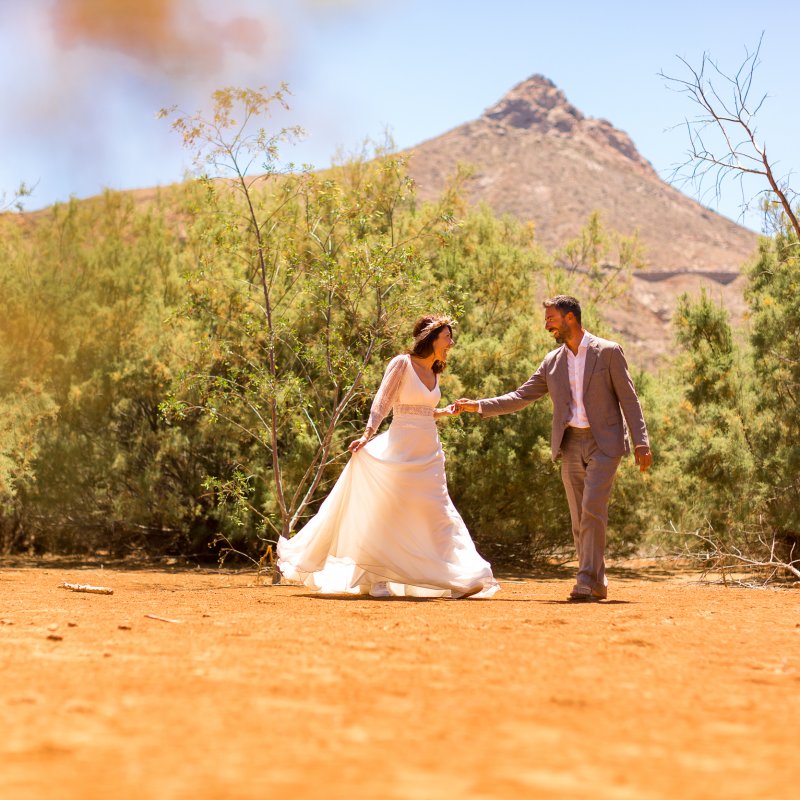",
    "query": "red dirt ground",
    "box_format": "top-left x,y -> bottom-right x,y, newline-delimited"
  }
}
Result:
1,561 -> 798,800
